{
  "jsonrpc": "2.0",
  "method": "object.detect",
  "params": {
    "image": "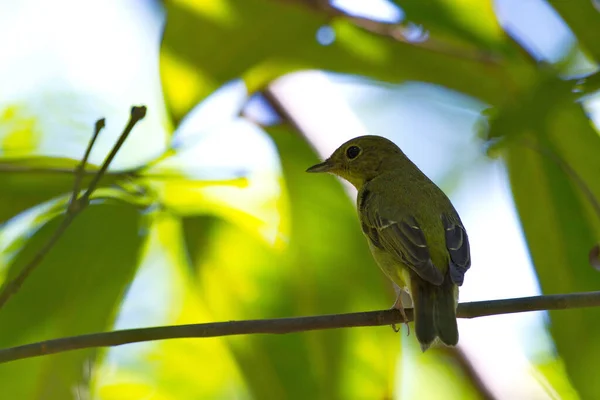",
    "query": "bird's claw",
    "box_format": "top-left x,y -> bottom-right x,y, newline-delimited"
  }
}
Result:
390,294 -> 410,336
